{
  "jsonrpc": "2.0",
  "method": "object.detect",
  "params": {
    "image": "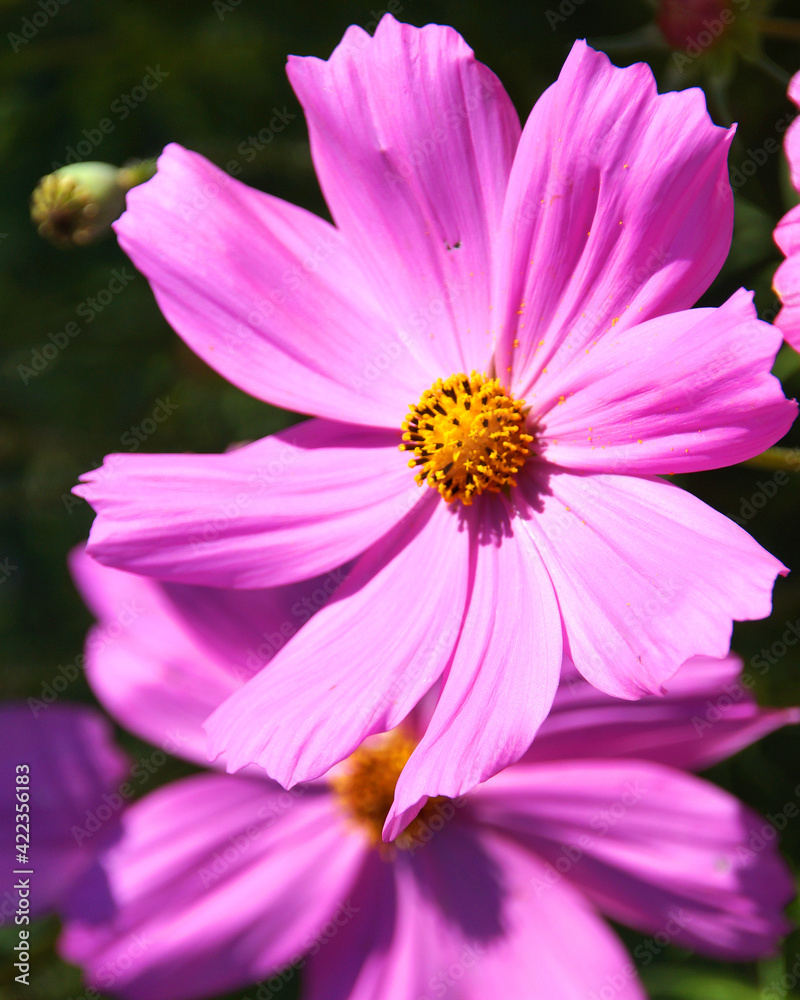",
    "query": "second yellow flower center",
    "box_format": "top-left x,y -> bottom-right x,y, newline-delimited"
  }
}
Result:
331,731 -> 450,852
400,371 -> 533,505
